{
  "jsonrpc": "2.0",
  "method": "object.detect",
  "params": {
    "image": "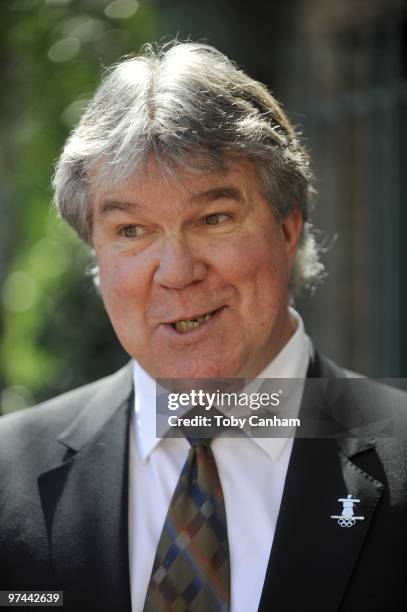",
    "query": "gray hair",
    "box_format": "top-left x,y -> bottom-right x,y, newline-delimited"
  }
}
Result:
53,41 -> 324,292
